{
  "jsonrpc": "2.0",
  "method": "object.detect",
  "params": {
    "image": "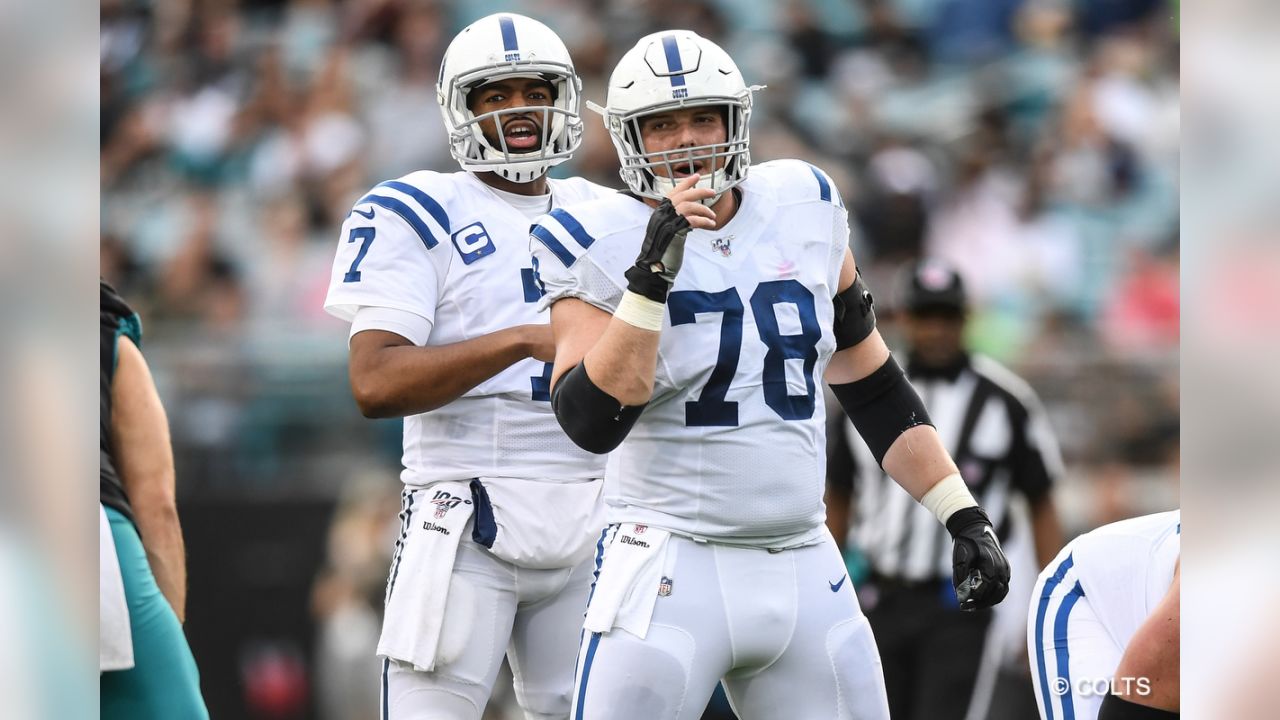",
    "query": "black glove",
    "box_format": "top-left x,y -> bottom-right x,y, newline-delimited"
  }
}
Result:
624,199 -> 692,303
946,506 -> 1010,611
